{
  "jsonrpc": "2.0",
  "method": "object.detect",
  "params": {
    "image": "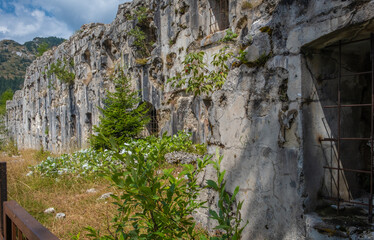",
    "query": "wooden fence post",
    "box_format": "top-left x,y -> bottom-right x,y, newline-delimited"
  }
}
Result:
0,162 -> 7,237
